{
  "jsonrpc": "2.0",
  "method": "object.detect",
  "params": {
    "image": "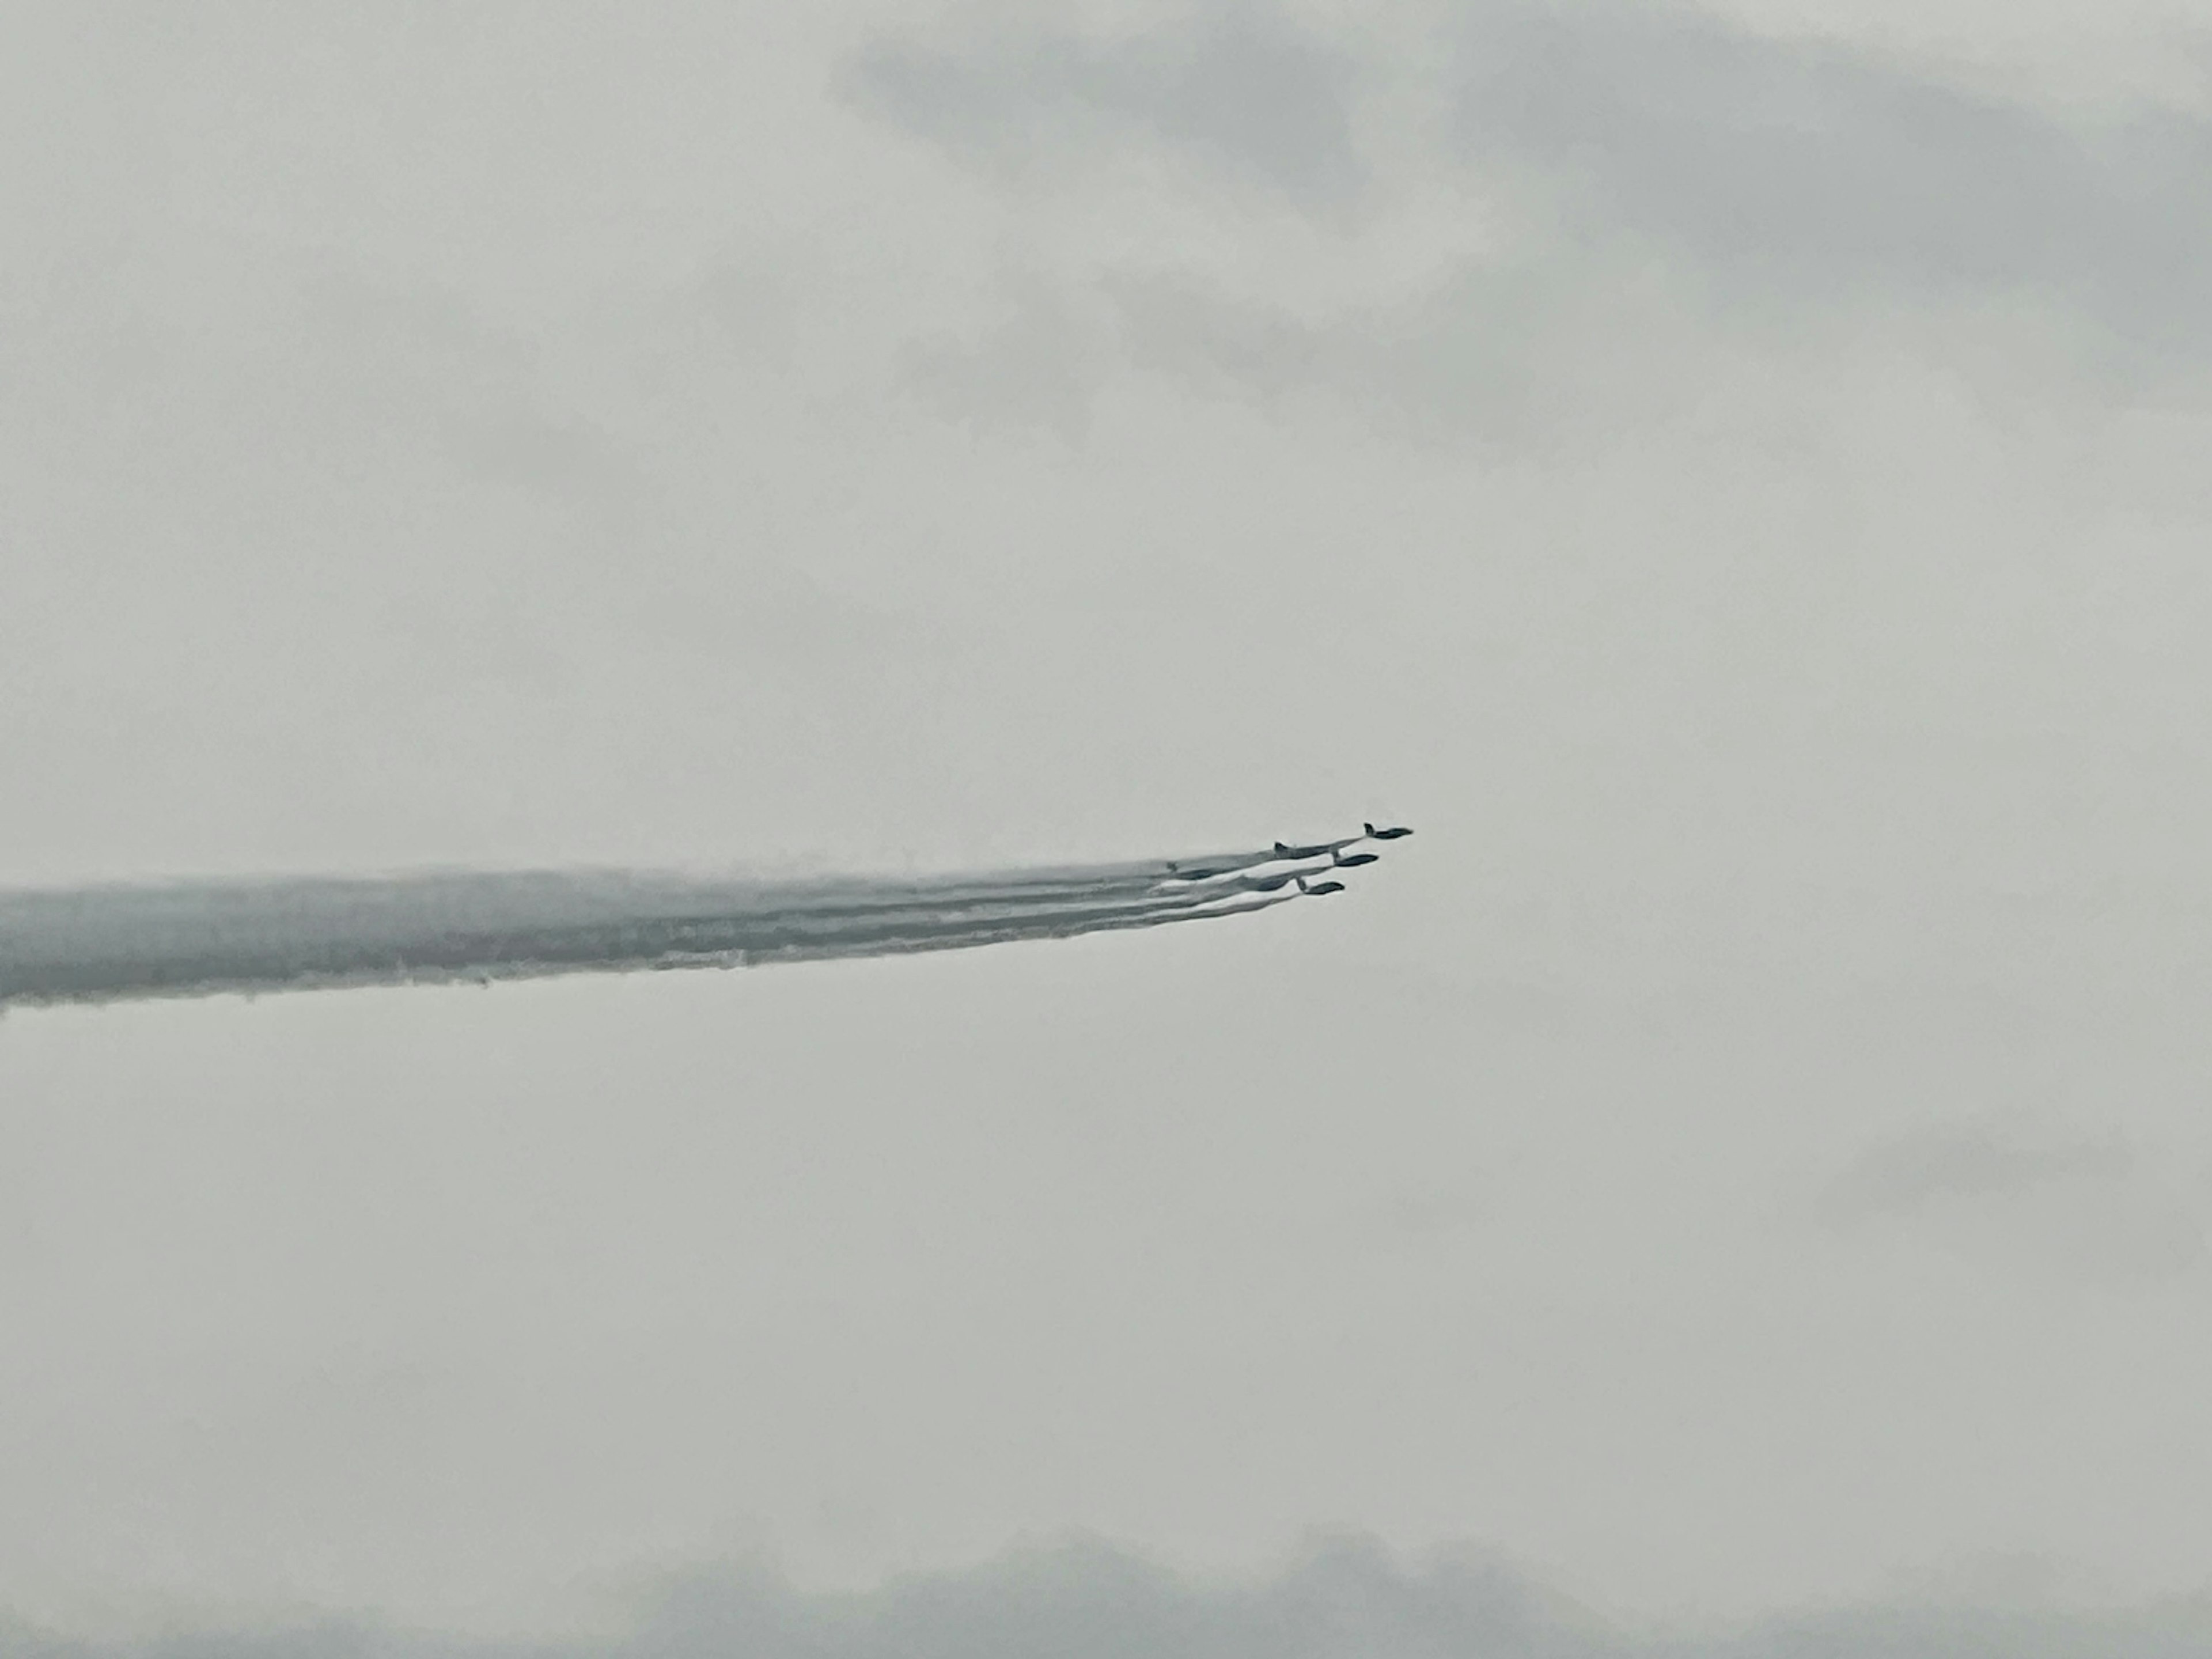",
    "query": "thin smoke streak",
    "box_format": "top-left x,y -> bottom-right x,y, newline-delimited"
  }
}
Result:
435,871 -> 1306,969
744,889 -> 1304,967
524,888 -> 1306,980
0,839 -> 1381,1009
